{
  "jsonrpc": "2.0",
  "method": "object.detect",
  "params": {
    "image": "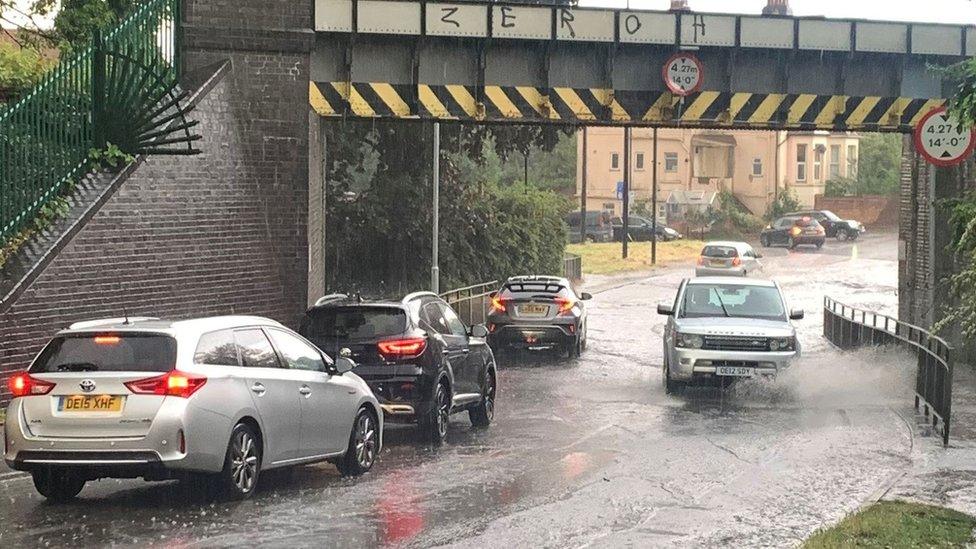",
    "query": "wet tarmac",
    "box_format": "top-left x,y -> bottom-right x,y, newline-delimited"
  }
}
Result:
0,232 -> 923,548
